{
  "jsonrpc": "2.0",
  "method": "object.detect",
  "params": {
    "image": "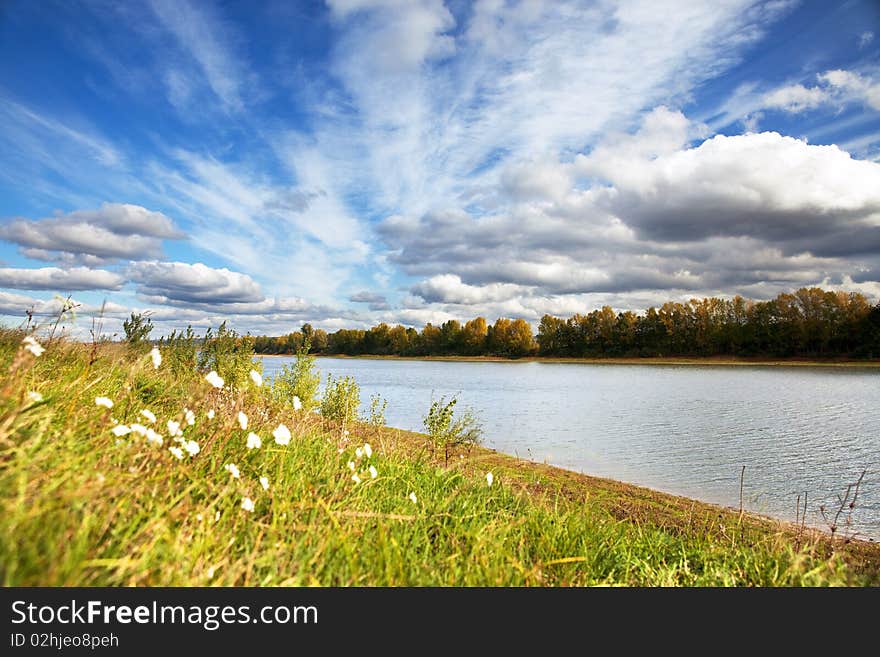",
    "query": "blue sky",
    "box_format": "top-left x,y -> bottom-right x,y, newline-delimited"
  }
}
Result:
1,0 -> 879,337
